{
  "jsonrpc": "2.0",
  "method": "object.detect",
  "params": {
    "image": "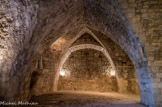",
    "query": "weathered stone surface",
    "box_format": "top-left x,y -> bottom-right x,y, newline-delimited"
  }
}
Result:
0,0 -> 38,101
58,49 -> 118,92
0,0 -> 161,107
118,0 -> 162,106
